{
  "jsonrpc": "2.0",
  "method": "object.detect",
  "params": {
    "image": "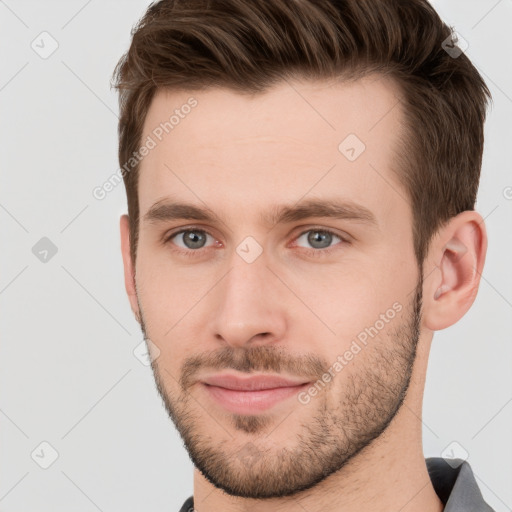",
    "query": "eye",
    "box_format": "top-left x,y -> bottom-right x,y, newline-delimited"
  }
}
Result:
294,228 -> 346,253
166,229 -> 219,251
